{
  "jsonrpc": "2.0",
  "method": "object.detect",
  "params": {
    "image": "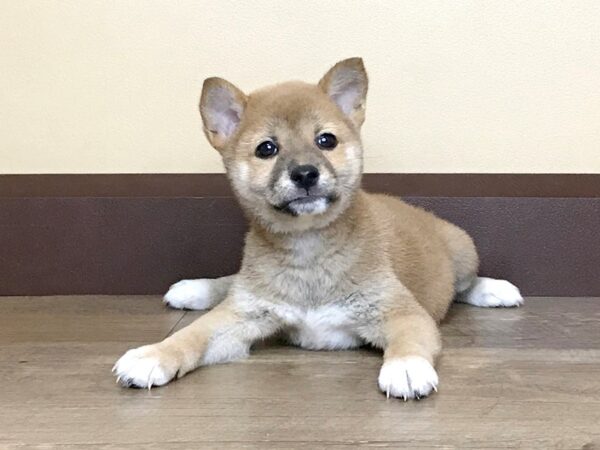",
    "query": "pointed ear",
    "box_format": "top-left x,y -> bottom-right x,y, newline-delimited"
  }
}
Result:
200,77 -> 247,151
318,57 -> 368,128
